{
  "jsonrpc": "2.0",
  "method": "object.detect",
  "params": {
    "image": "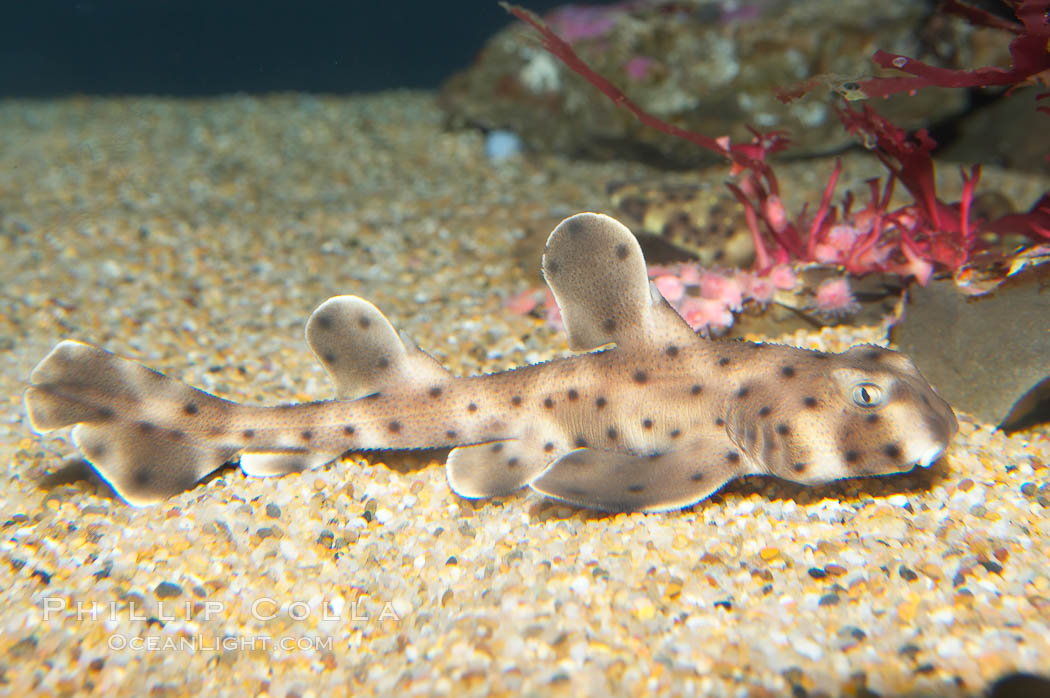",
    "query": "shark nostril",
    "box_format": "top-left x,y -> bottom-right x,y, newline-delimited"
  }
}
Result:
916,445 -> 945,467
